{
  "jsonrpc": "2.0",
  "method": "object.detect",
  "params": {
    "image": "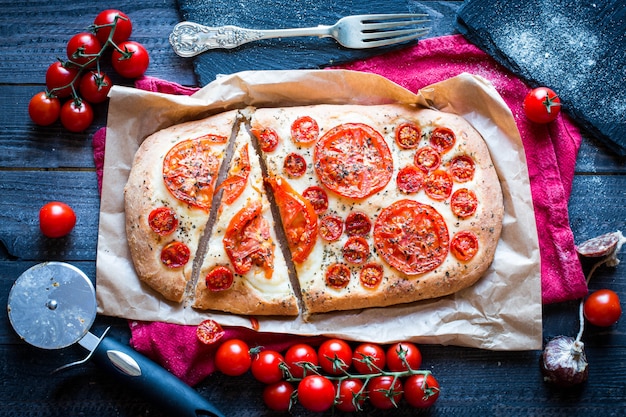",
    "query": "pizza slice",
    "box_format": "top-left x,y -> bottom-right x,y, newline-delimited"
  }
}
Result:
192,121 -> 299,316
251,104 -> 503,314
124,110 -> 238,302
